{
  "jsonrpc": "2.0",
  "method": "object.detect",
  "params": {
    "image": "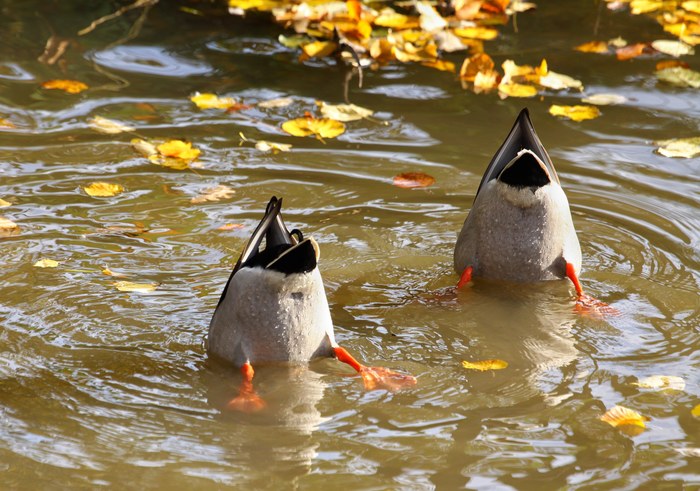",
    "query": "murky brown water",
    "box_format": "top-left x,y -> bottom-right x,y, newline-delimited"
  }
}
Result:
1,1 -> 699,489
